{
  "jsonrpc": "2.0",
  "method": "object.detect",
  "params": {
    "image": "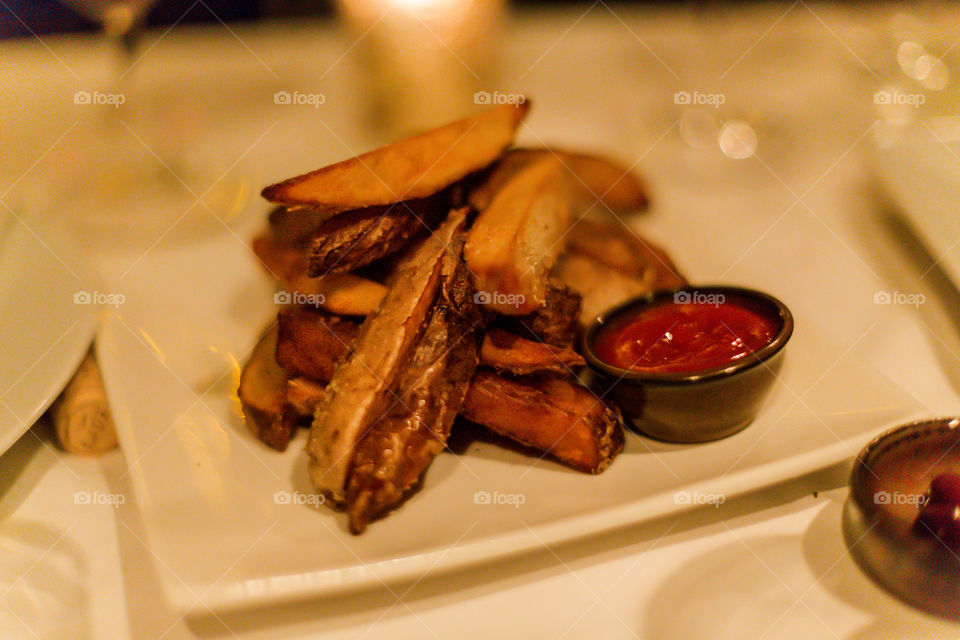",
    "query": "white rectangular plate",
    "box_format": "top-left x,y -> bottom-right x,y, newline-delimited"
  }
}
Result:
96,213 -> 921,614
